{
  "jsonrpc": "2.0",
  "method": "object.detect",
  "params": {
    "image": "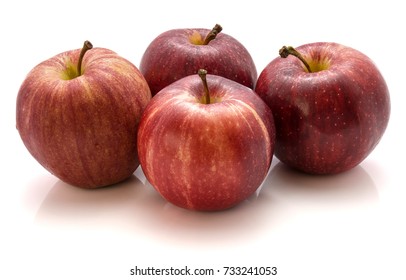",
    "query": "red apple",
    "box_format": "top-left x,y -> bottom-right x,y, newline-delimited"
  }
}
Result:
137,69 -> 275,211
139,24 -> 257,96
16,41 -> 151,188
255,42 -> 390,174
